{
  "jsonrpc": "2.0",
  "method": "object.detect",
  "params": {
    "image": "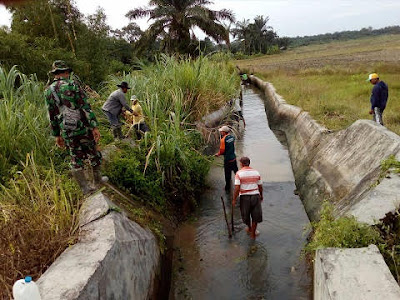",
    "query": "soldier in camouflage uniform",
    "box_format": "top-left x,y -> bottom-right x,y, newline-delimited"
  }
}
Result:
45,60 -> 104,194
